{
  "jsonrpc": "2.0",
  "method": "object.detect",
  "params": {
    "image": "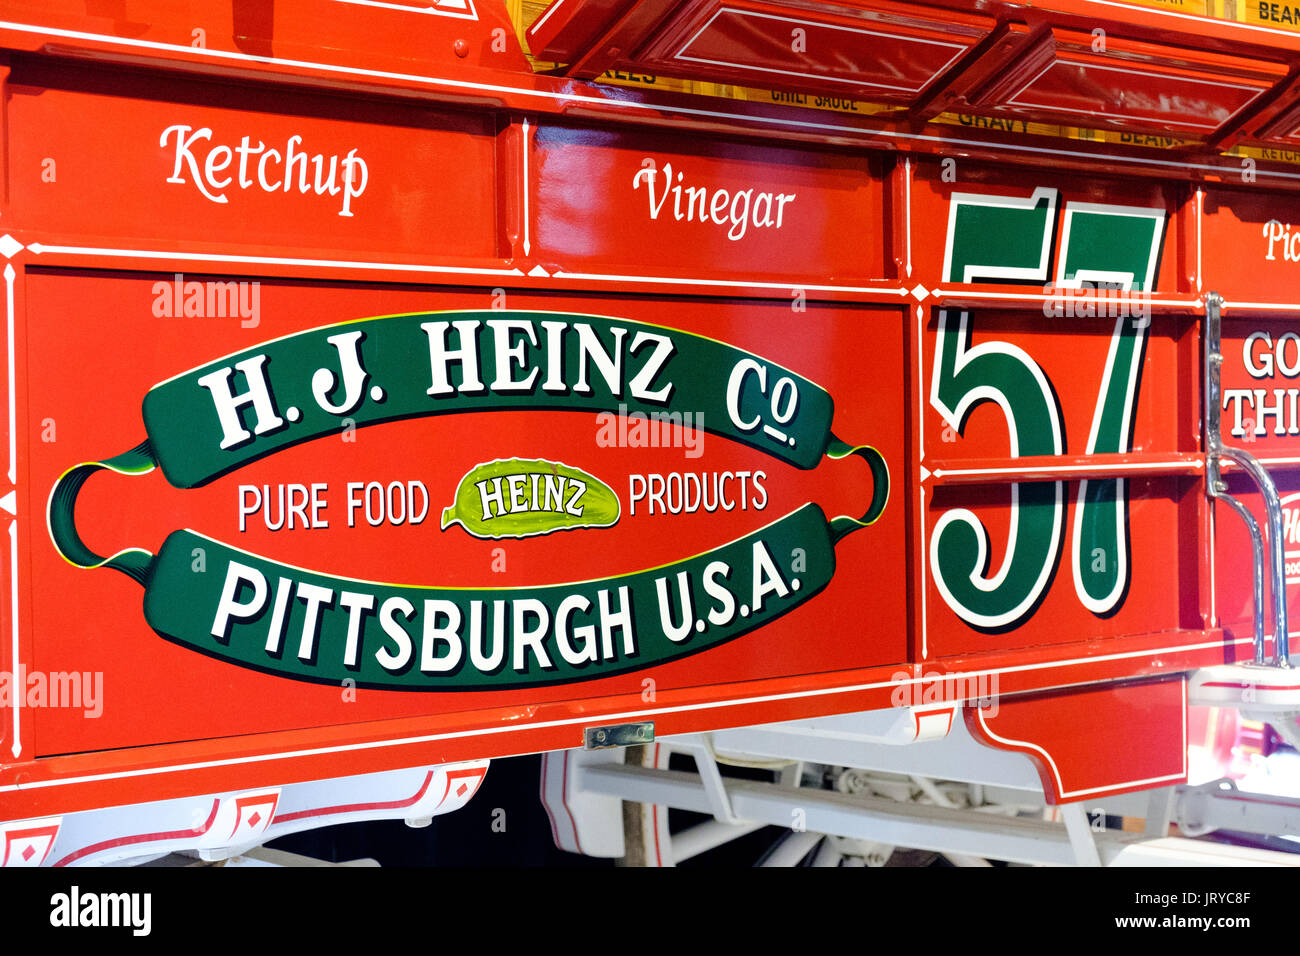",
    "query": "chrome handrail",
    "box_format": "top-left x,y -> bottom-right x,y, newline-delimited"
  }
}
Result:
1204,292 -> 1291,667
